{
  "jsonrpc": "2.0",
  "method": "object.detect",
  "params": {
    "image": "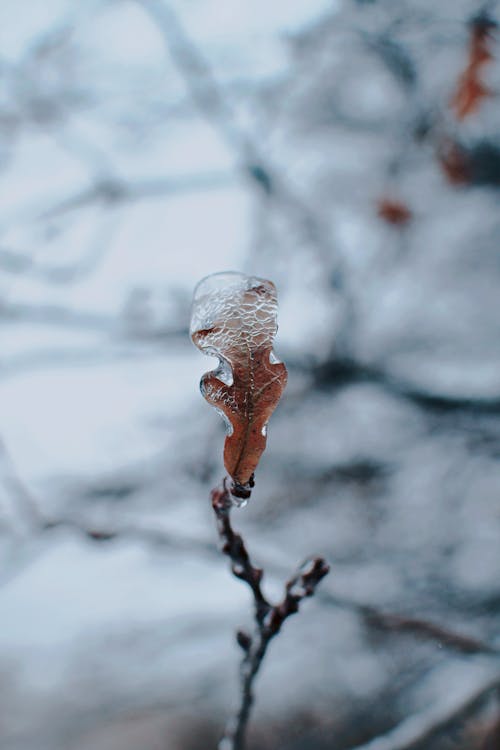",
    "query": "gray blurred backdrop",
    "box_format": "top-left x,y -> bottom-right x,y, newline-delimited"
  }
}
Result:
0,1 -> 499,748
